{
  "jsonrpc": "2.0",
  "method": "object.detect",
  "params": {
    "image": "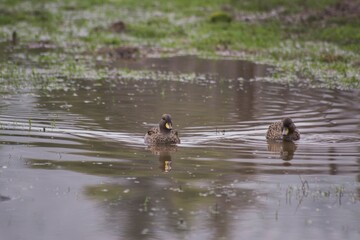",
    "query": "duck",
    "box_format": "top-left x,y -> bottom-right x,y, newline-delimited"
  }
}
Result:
144,114 -> 180,145
266,117 -> 300,141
